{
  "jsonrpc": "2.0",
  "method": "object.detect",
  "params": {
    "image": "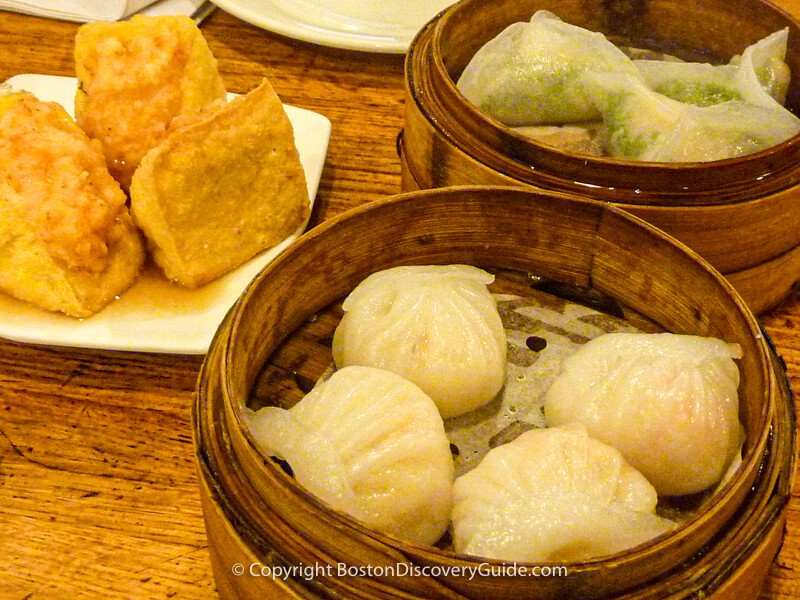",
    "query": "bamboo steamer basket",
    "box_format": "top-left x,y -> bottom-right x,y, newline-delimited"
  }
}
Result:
400,0 -> 800,314
193,186 -> 795,599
